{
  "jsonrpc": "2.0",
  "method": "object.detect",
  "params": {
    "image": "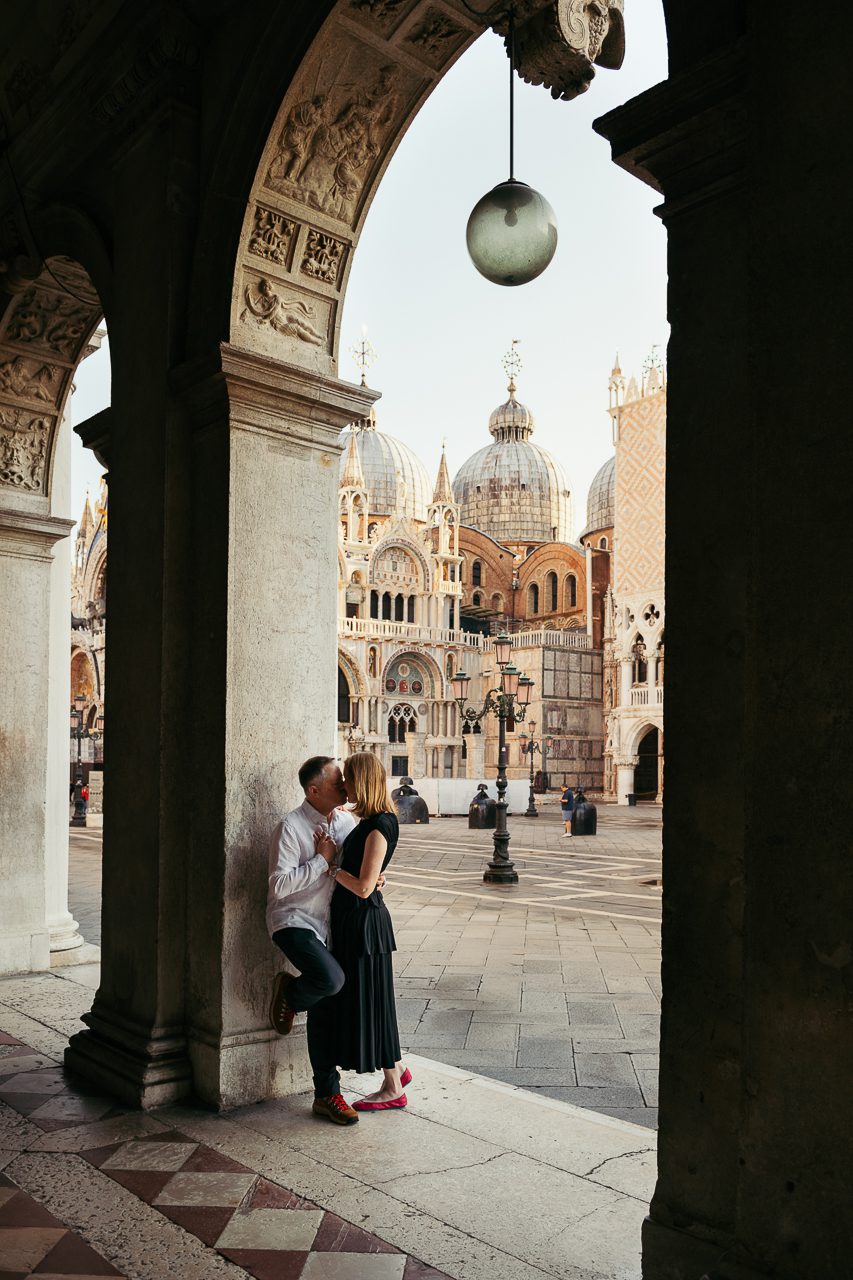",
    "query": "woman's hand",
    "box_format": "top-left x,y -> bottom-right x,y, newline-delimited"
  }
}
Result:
313,828 -> 337,865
